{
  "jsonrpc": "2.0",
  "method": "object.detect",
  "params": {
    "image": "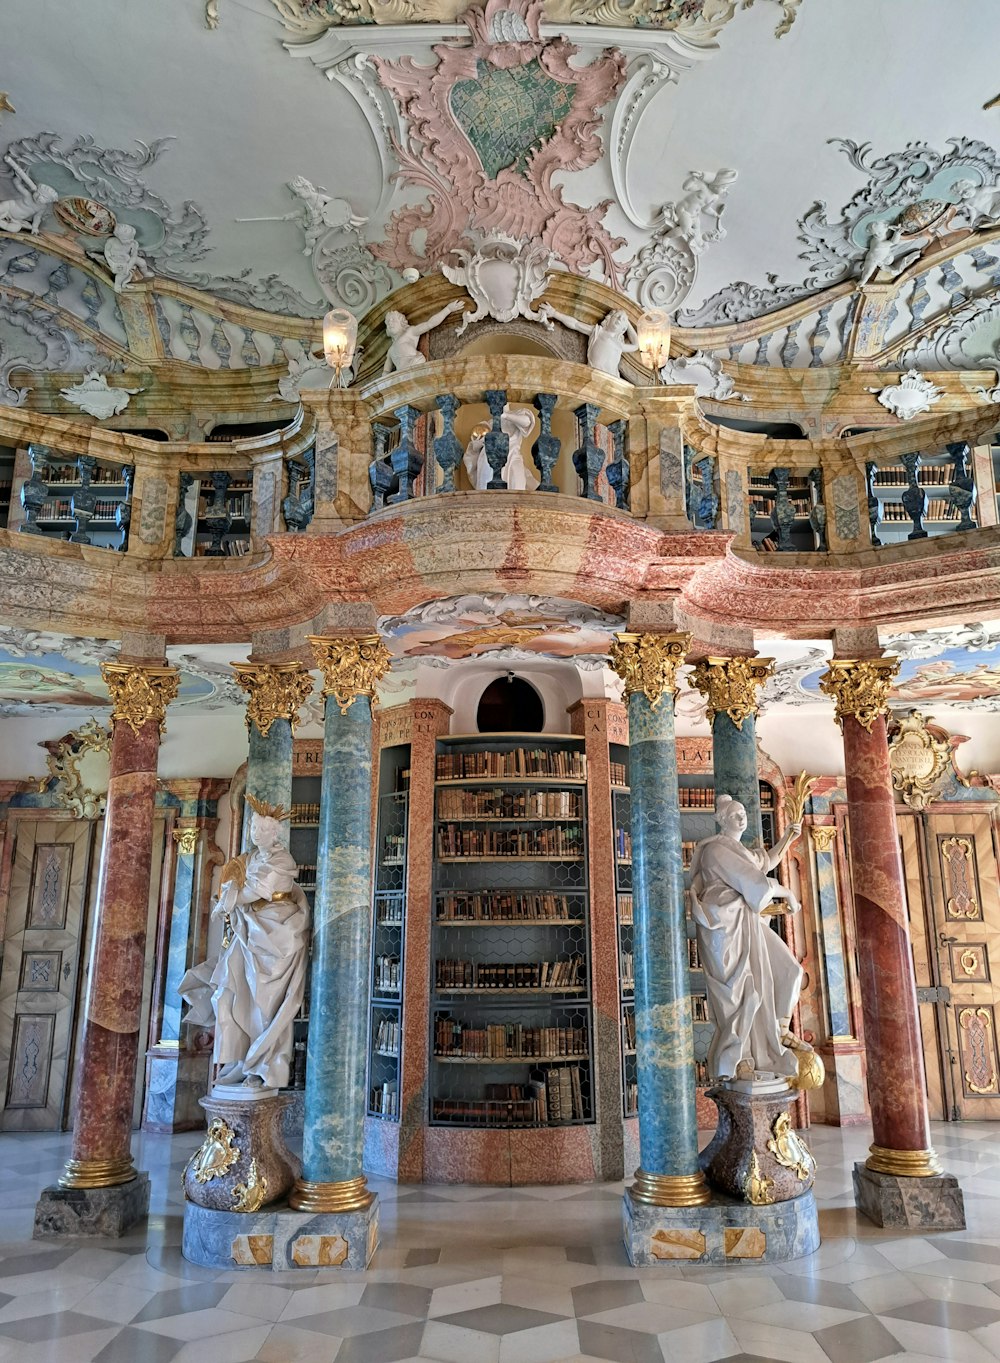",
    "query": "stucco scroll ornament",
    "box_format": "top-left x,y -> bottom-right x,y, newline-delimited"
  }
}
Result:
441,235 -> 557,336
0,155 -> 58,235
608,631 -> 690,710
818,657 -> 899,734
626,169 -> 738,311
37,718 -> 111,819
308,634 -> 392,715
660,350 -> 747,400
100,661 -> 181,736
867,369 -> 943,420
60,370 -> 142,419
231,662 -> 314,739
888,710 -> 952,811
